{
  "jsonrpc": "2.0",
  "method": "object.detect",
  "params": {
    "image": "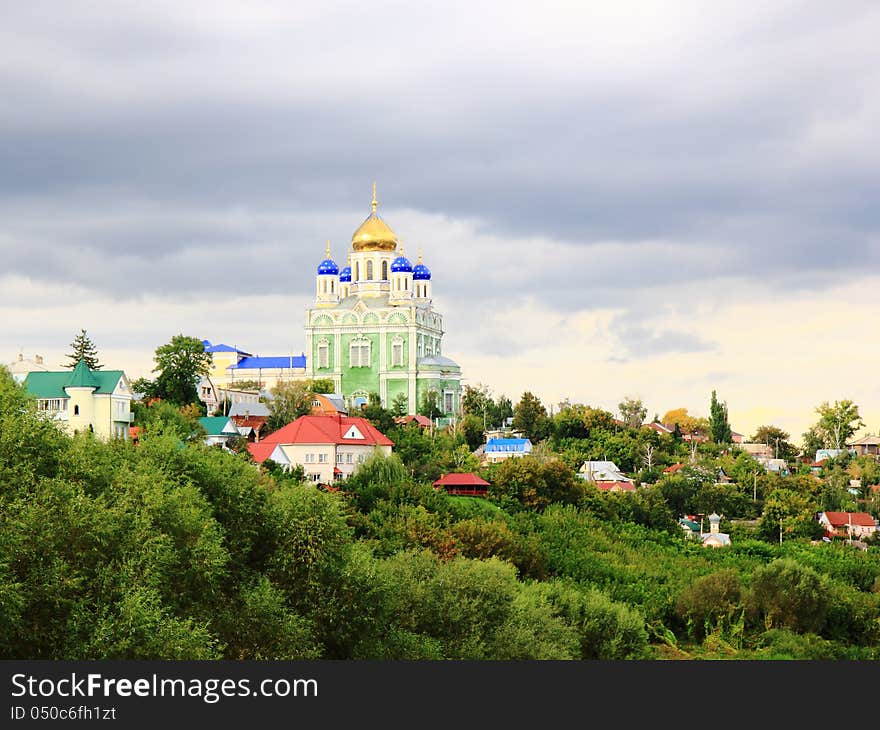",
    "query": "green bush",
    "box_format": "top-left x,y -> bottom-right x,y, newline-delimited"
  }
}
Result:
746,558 -> 830,633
